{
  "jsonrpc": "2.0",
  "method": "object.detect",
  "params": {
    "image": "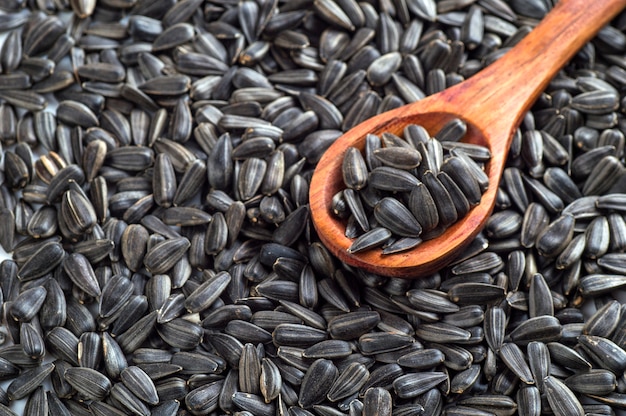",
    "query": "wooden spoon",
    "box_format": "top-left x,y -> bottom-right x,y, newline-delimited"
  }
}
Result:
309,0 -> 626,278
